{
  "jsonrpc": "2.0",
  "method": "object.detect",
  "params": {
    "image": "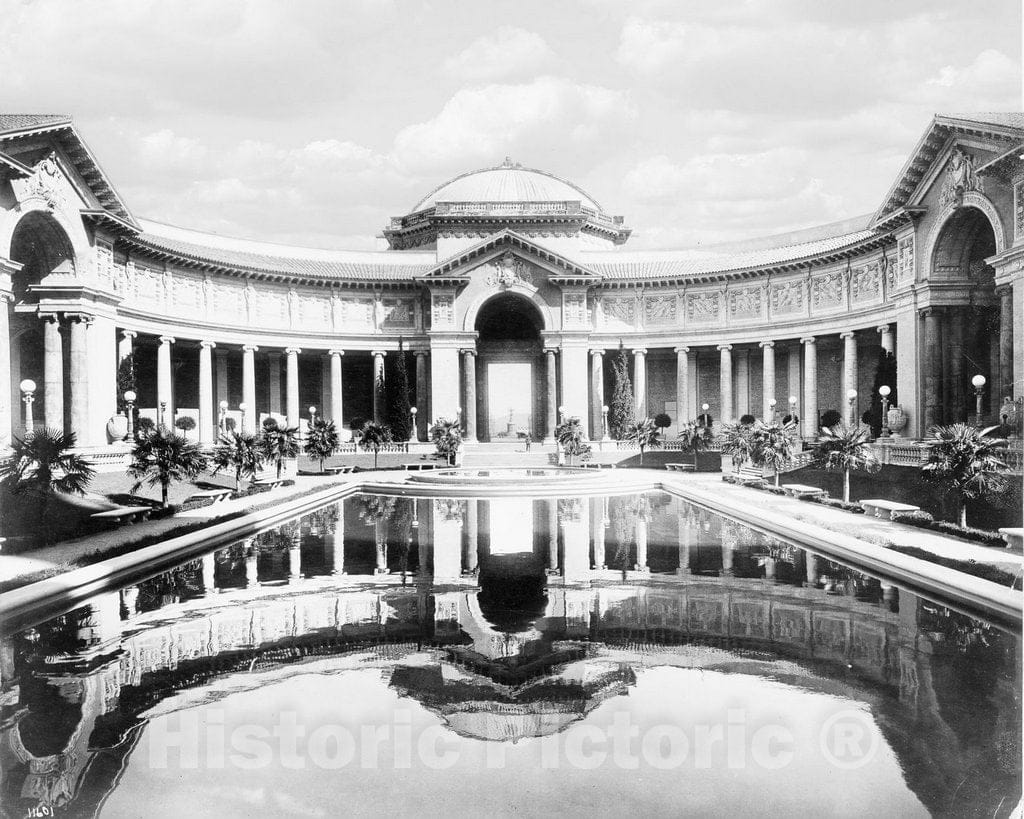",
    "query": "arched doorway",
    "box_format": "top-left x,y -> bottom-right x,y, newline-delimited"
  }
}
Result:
929,206 -> 1000,424
7,212 -> 77,436
474,293 -> 546,441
